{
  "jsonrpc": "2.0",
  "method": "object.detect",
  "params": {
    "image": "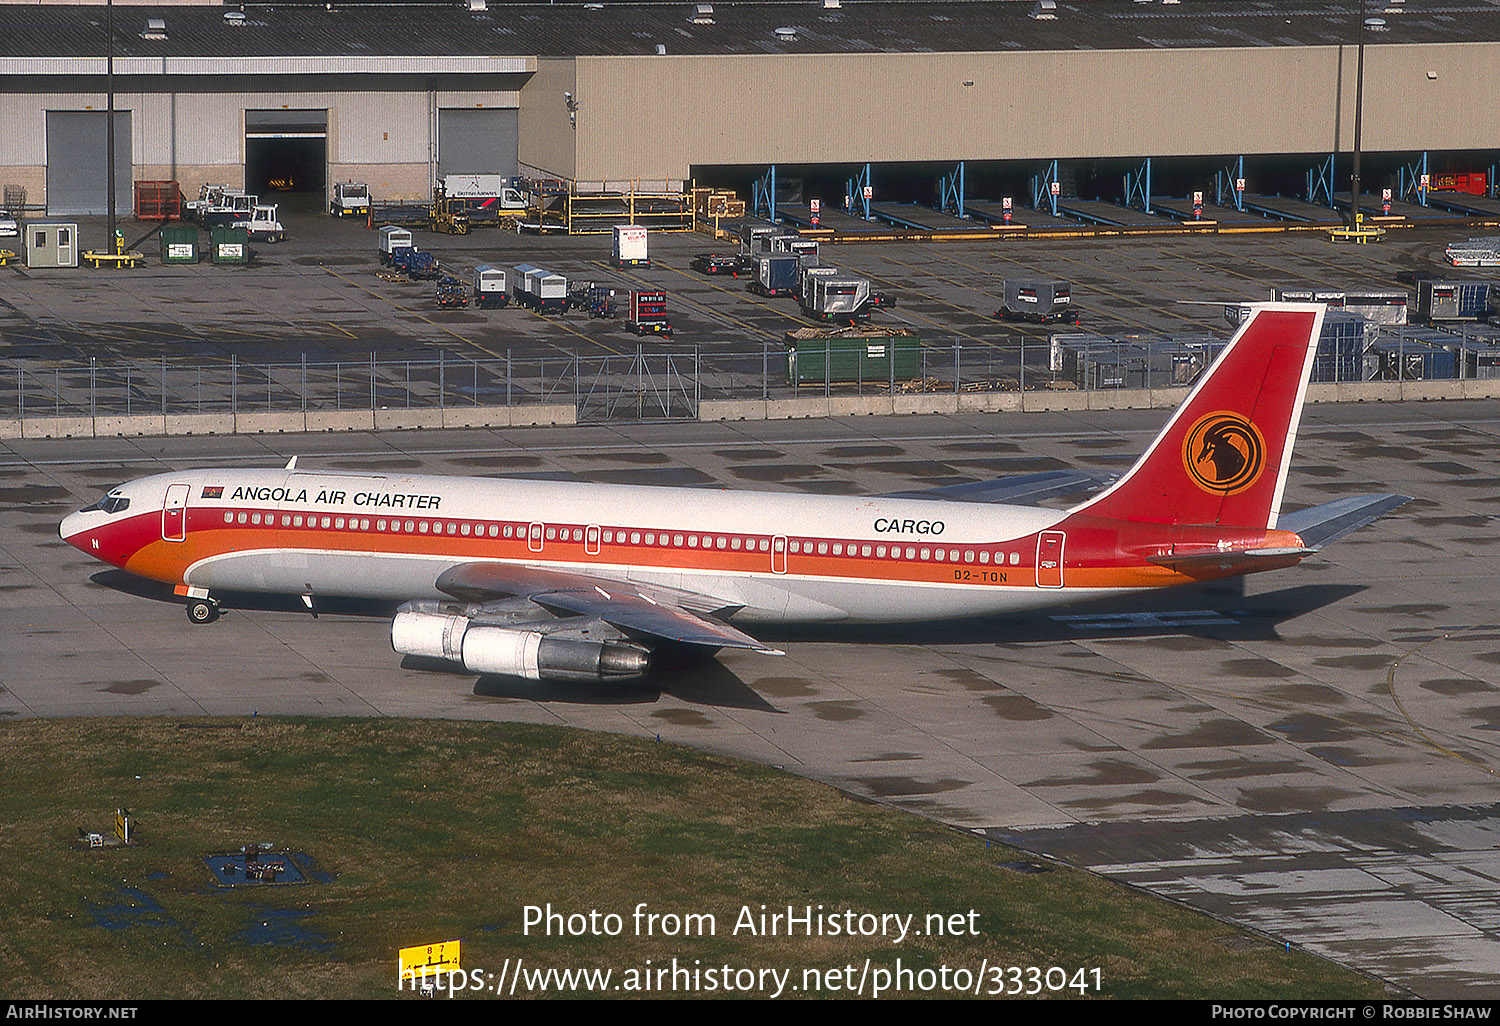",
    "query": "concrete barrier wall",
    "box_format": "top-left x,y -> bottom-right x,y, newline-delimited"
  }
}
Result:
4,381 -> 1498,439
701,379 -> 1500,422
0,403 -> 578,439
